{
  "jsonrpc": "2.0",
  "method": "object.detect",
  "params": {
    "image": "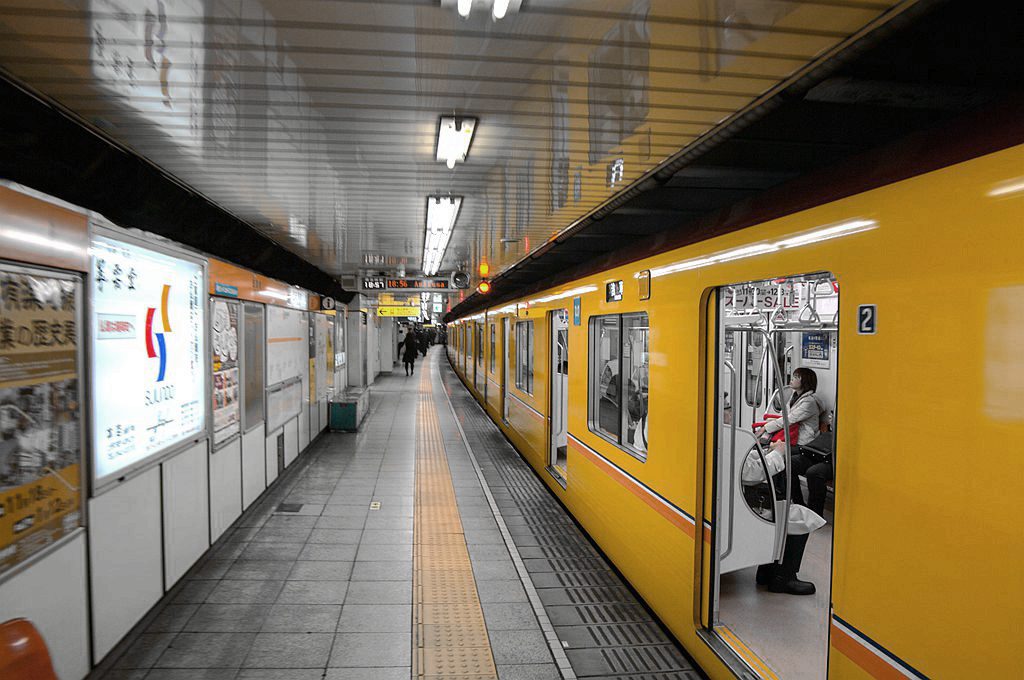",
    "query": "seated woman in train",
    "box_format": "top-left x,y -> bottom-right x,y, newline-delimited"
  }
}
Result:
755,367 -> 824,448
754,367 -> 825,596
